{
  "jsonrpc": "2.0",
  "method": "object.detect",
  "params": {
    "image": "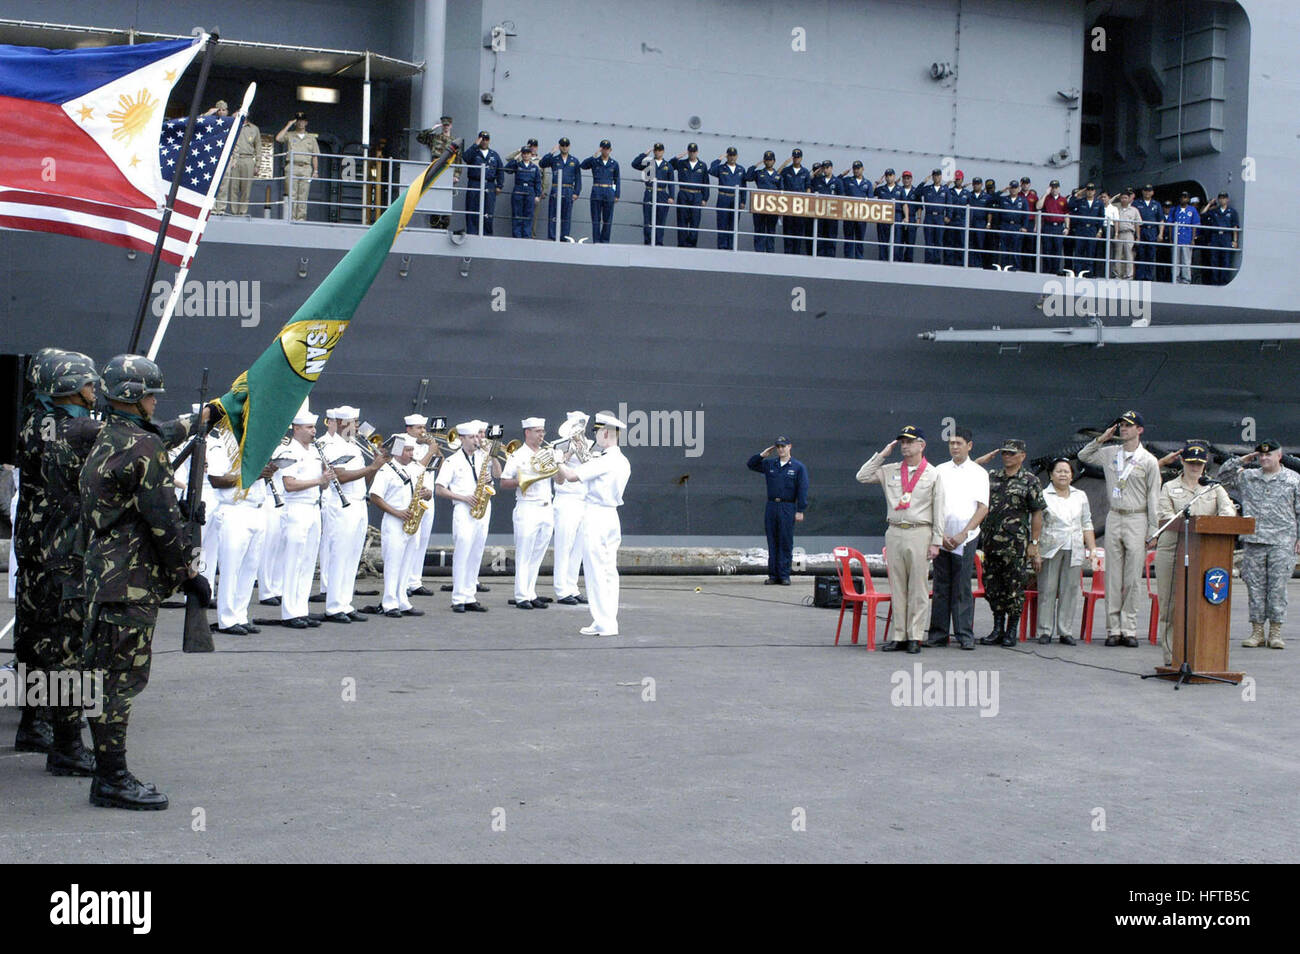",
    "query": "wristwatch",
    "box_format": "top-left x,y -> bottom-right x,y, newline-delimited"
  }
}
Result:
1030,539 -> 1040,546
